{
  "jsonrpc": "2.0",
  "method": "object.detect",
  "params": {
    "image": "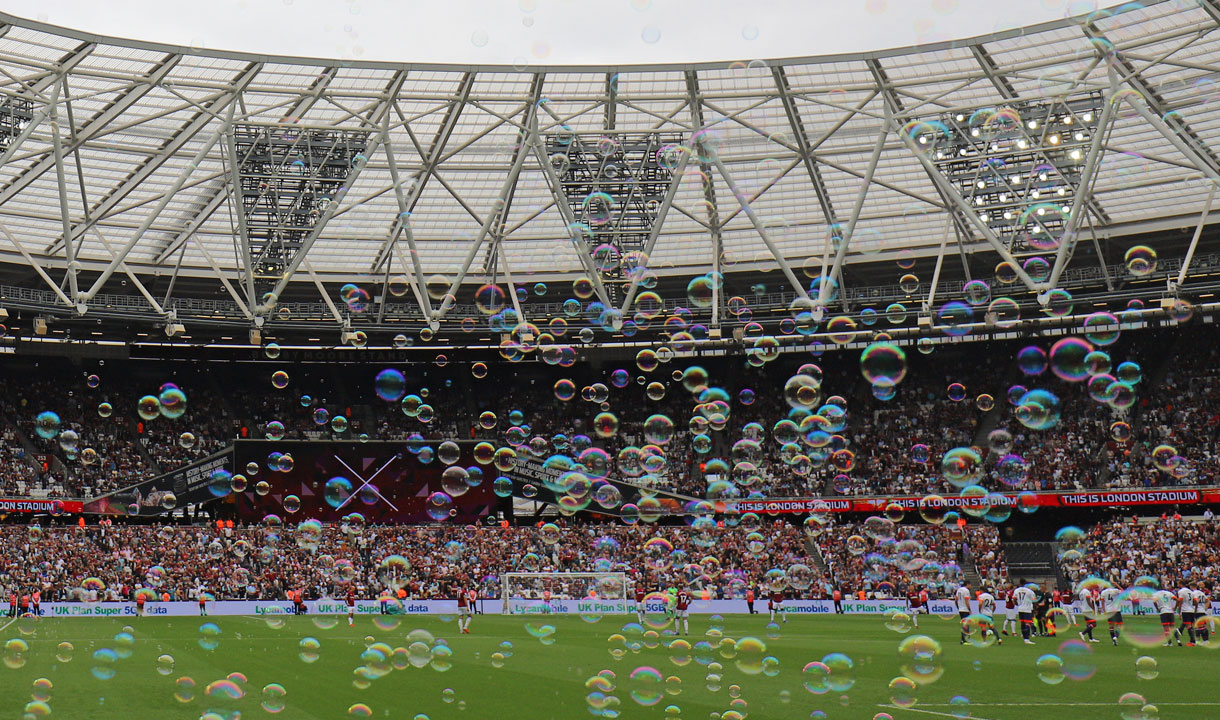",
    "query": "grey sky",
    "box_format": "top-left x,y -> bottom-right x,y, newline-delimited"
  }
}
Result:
0,0 -> 1110,66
